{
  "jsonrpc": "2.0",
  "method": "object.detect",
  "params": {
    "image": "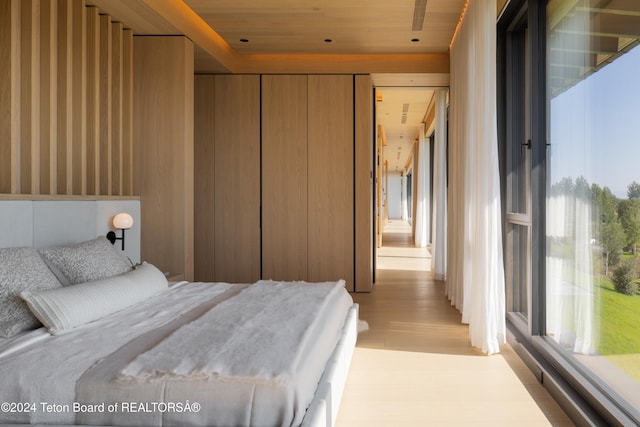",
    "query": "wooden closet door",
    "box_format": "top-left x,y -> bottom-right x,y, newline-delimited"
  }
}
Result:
194,75 -> 215,281
308,75 -> 354,289
213,75 -> 261,283
261,75 -> 308,281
